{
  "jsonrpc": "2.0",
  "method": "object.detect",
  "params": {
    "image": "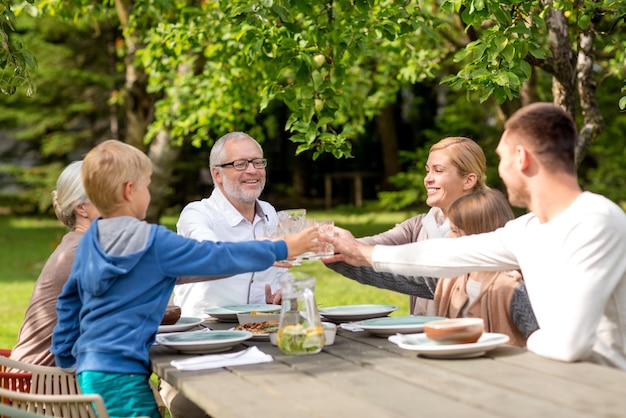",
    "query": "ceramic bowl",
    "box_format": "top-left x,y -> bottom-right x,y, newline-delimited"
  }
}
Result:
269,322 -> 337,346
423,318 -> 484,344
322,321 -> 337,345
160,305 -> 182,326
